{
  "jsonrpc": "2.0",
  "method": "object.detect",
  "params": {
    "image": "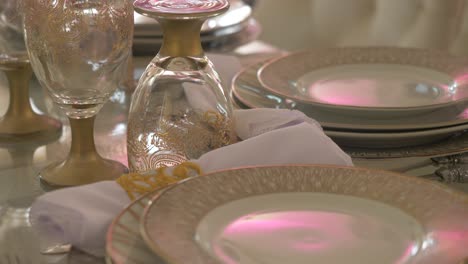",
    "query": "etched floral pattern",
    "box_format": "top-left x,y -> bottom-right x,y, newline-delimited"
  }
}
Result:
22,0 -> 133,111
127,107 -> 234,172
